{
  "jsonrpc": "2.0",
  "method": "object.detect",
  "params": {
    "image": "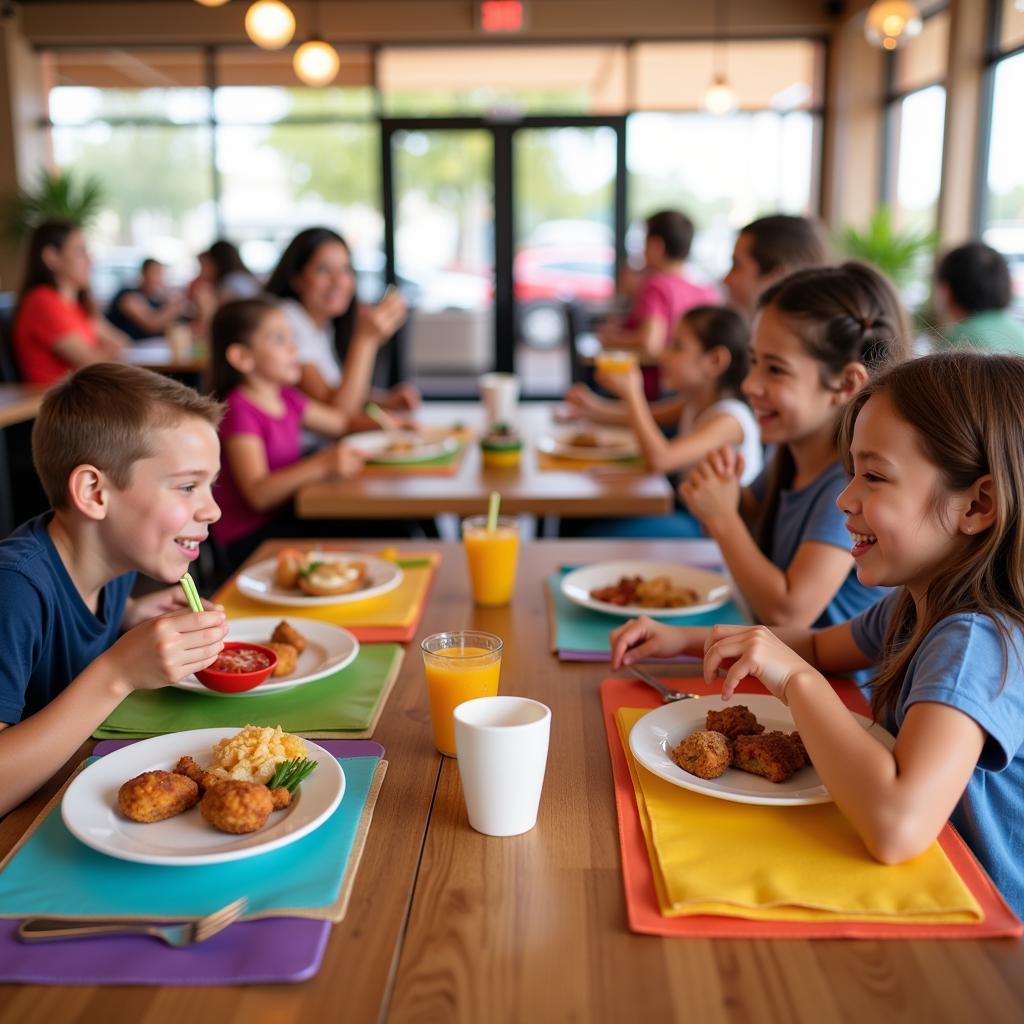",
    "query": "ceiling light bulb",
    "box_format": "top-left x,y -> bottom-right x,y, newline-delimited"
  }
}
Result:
193,0 -> 232,7
864,1 -> 923,51
703,76 -> 738,116
245,0 -> 296,50
293,39 -> 341,87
